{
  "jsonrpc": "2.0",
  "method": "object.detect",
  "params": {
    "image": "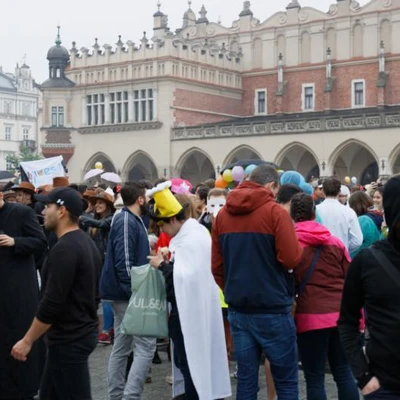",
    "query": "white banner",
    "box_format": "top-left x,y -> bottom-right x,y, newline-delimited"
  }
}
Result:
20,156 -> 66,188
